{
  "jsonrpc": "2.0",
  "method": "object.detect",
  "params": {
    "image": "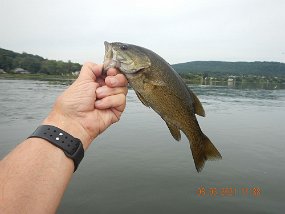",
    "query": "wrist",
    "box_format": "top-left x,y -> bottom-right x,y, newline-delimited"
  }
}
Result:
43,110 -> 92,150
